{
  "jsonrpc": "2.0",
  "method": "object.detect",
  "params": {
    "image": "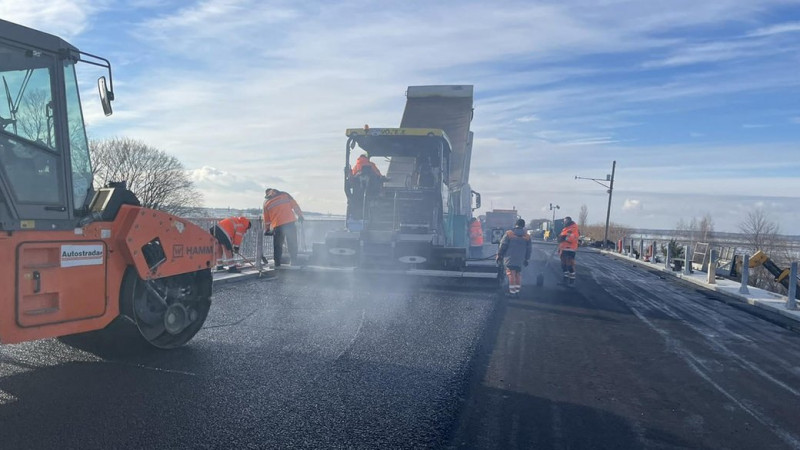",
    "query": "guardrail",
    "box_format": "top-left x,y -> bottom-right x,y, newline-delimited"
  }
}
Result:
613,236 -> 800,310
186,217 -> 345,268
